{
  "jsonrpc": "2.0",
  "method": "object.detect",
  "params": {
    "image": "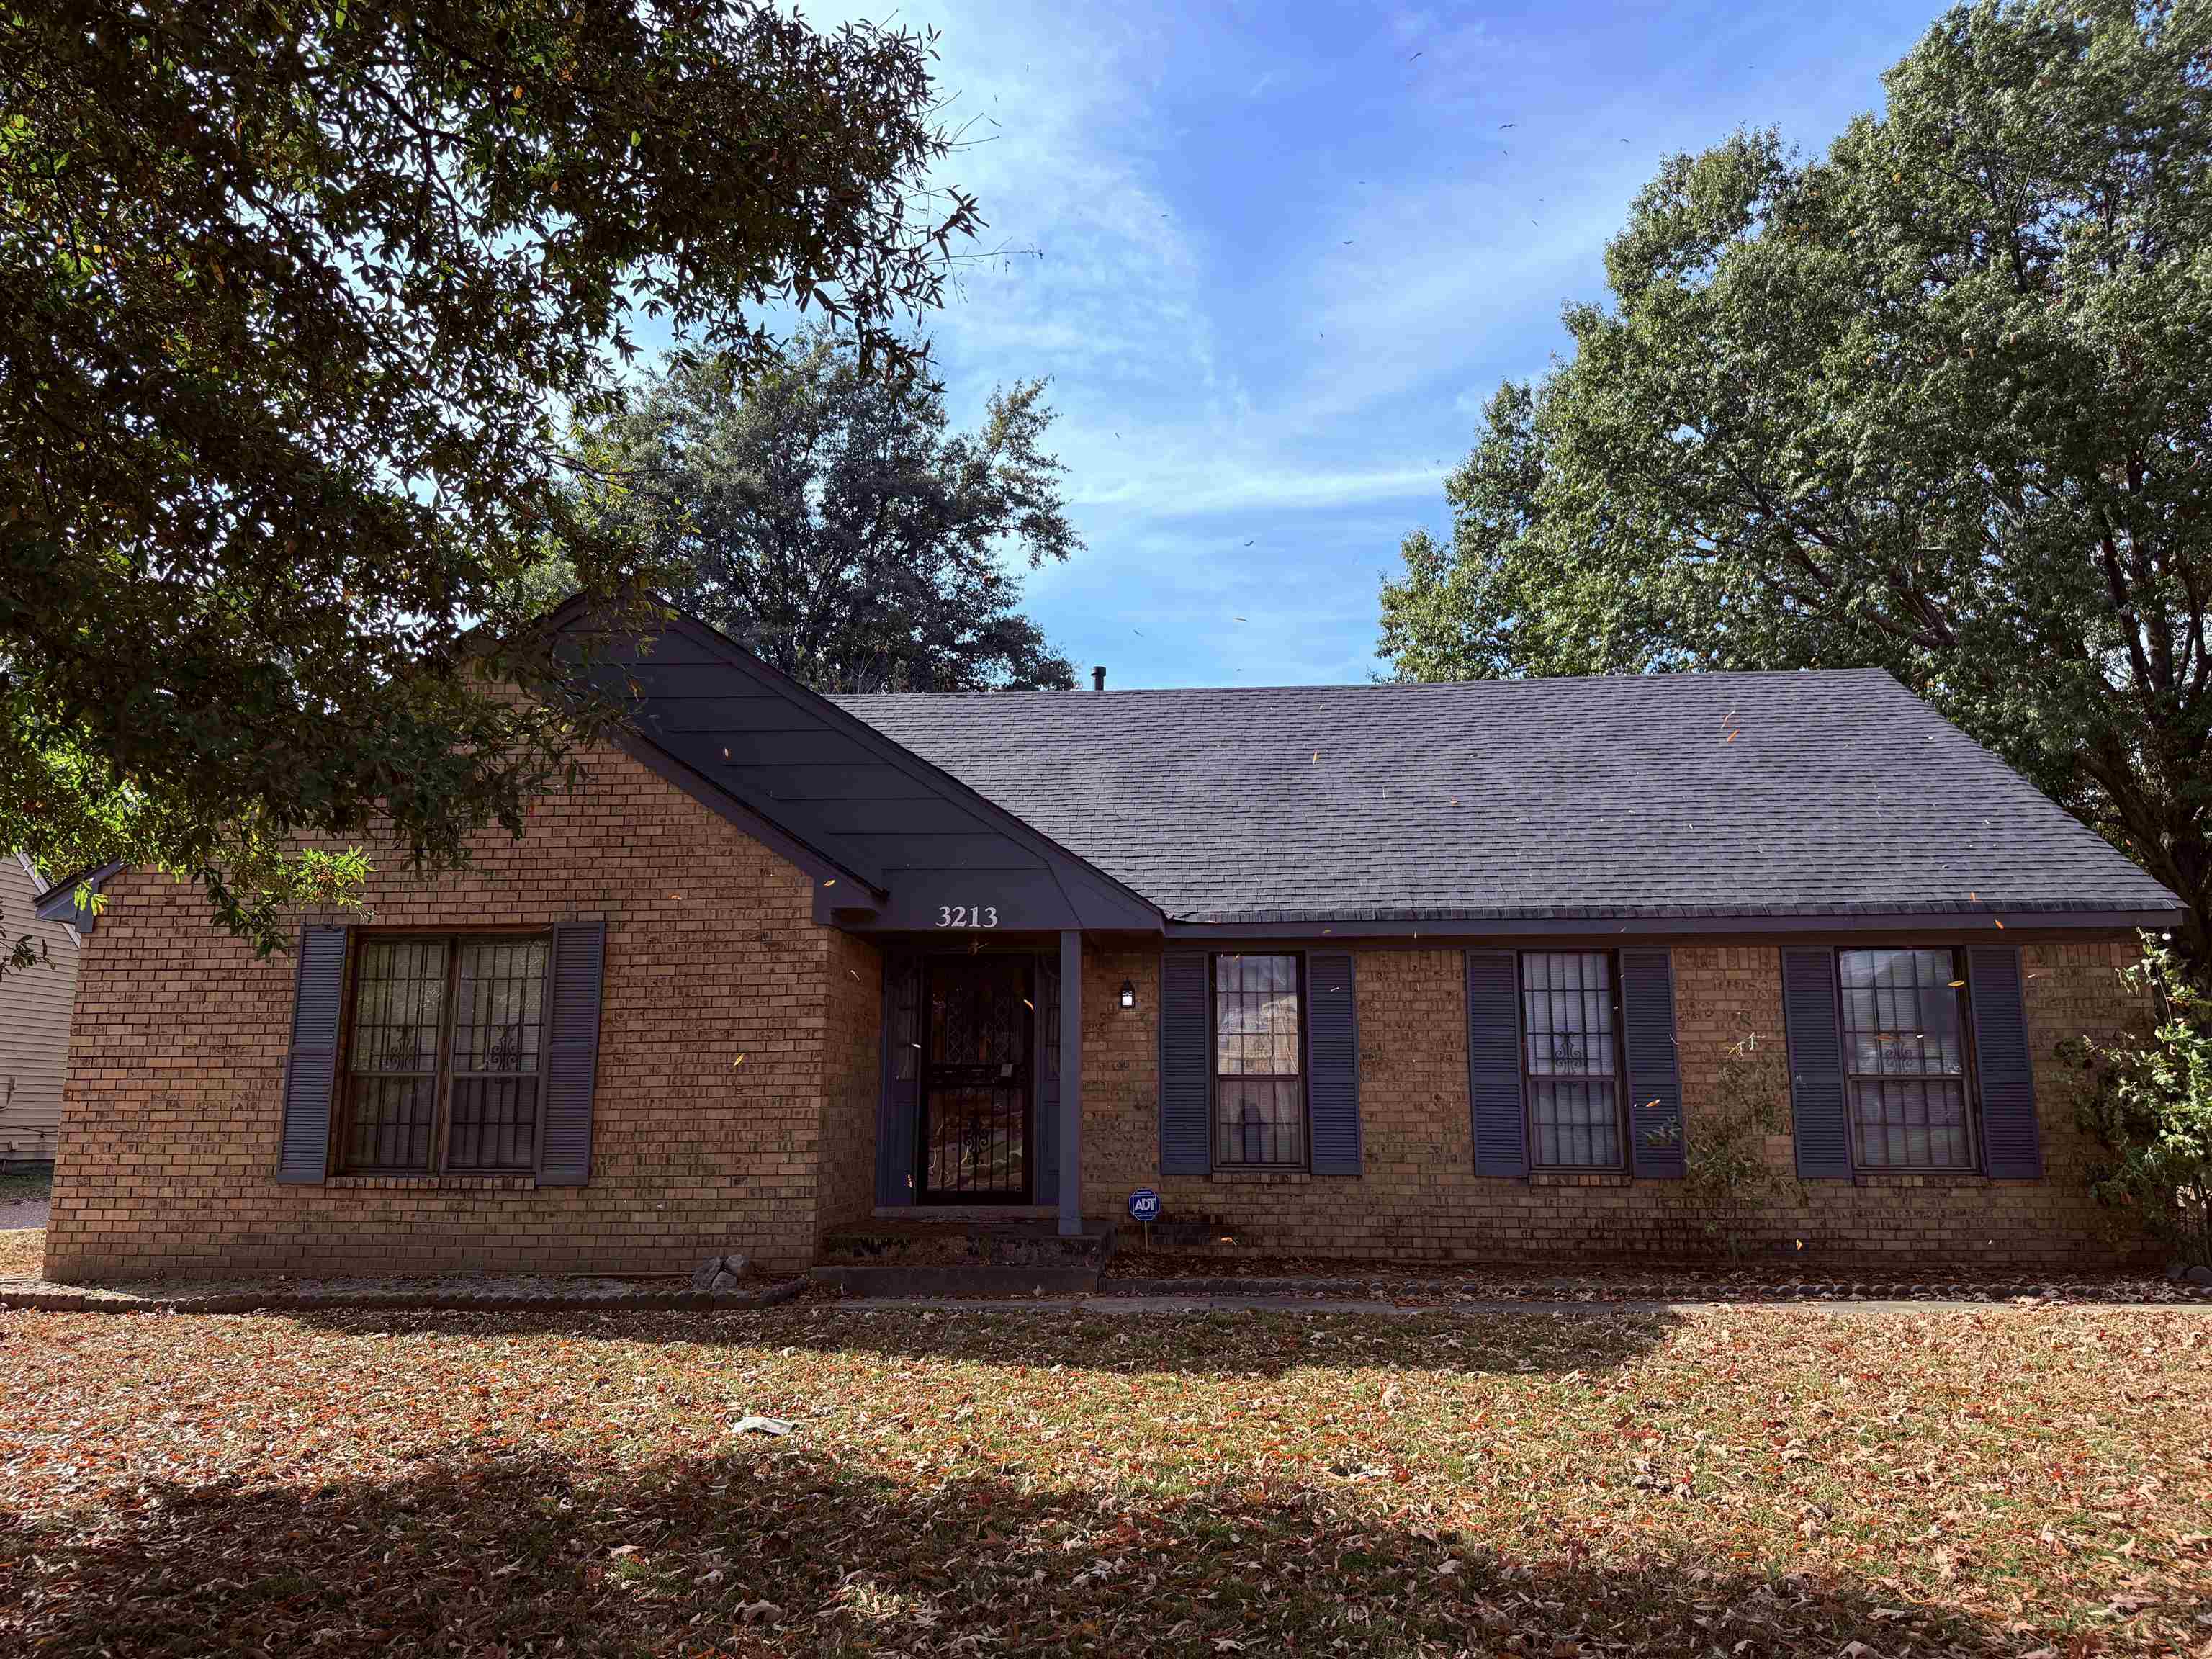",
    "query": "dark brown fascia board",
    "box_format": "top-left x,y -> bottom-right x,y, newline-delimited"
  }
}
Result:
1161,907 -> 2182,943
554,598 -> 1166,932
